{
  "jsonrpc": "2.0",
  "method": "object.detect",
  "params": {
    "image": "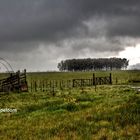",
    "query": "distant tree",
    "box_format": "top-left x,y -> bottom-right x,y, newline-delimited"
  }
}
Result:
57,58 -> 129,71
